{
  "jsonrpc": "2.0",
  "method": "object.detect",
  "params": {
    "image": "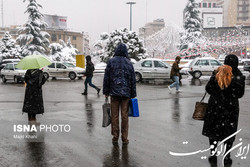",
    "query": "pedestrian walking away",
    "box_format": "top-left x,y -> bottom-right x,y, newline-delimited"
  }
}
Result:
202,54 -> 245,166
23,69 -> 47,123
103,43 -> 137,146
82,55 -> 101,95
168,56 -> 182,93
